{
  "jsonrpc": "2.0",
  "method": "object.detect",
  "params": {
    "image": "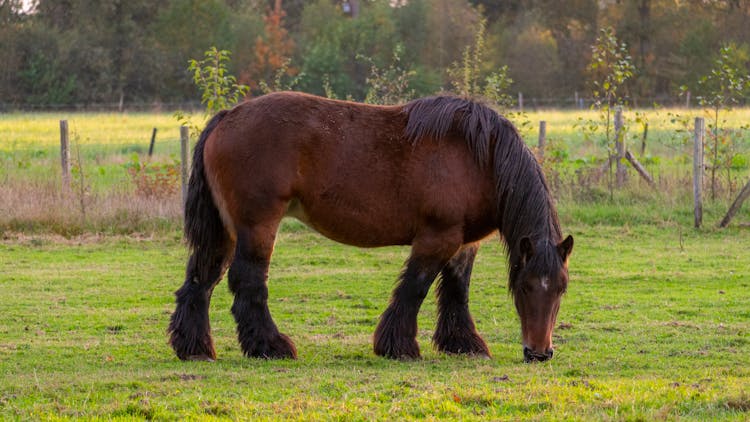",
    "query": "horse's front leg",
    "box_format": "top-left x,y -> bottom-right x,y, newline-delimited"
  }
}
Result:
374,231 -> 460,359
433,243 -> 490,357
229,224 -> 296,359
